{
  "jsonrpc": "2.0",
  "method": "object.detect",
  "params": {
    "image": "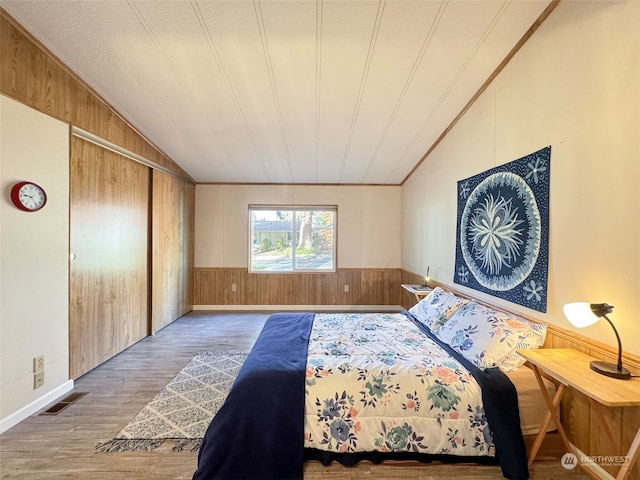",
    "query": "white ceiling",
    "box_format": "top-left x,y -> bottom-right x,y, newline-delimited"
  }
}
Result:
2,0 -> 552,184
